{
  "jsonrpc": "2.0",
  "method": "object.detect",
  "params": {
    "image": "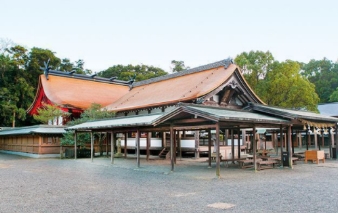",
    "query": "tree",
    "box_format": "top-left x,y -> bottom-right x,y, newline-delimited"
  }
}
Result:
97,64 -> 168,81
171,60 -> 189,72
329,87 -> 338,102
262,60 -> 319,112
235,51 -> 274,94
33,104 -> 70,125
301,58 -> 338,103
61,103 -> 115,156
